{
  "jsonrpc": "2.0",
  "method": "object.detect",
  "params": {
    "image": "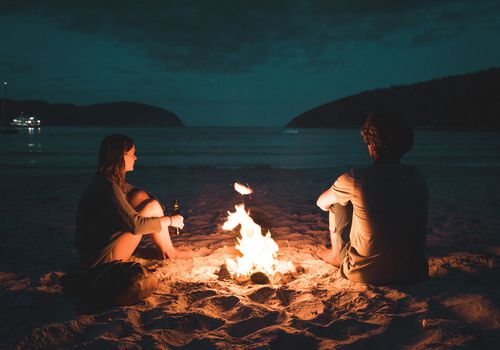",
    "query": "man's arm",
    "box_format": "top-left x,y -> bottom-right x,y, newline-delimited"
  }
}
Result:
316,171 -> 354,211
316,187 -> 338,211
